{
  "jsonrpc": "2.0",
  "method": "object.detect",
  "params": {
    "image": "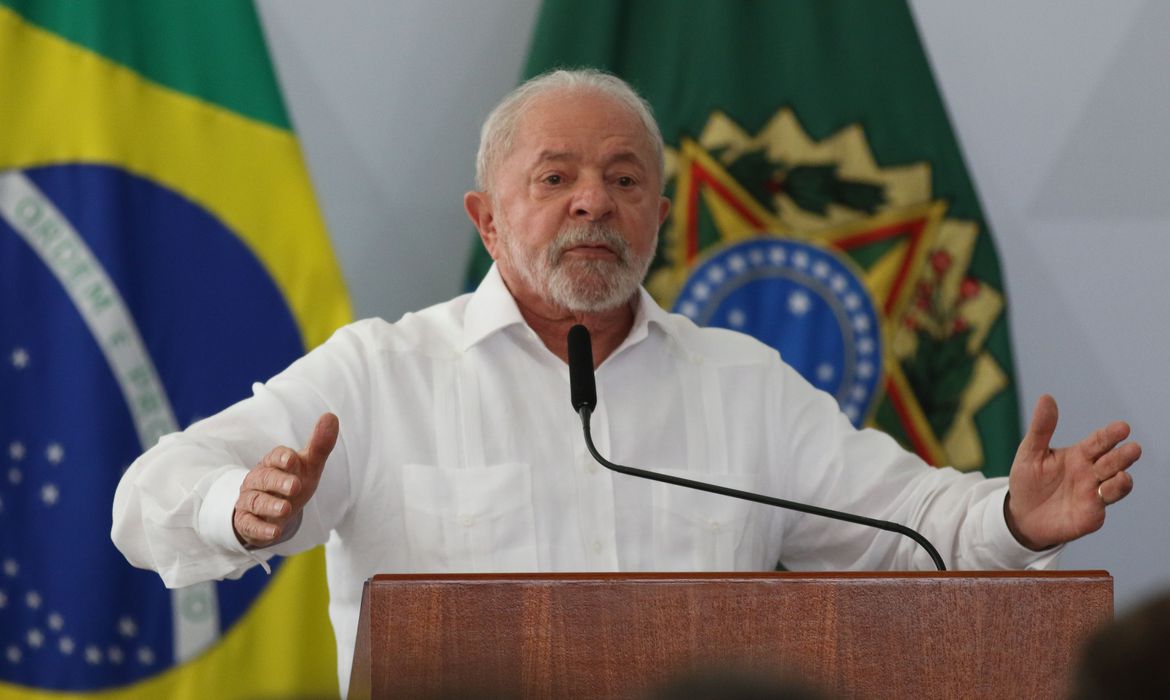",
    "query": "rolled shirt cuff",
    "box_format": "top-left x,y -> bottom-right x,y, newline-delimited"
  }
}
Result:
979,484 -> 1063,570
197,467 -> 252,555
